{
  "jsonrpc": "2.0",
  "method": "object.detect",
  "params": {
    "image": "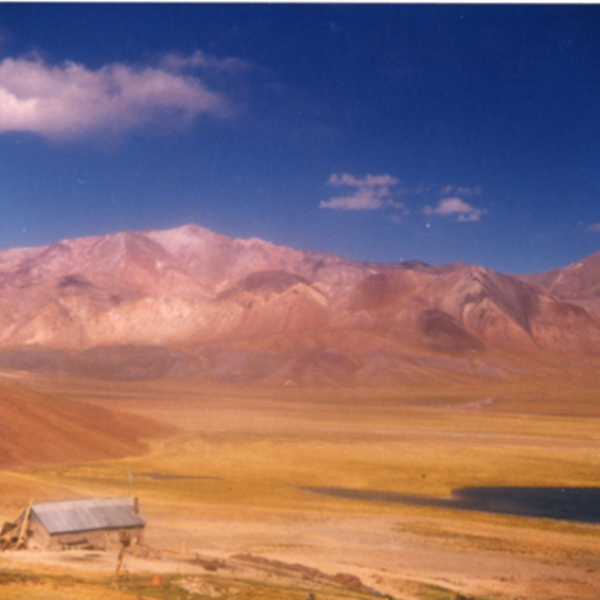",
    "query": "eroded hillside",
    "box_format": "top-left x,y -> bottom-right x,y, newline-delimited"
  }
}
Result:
1,224 -> 600,383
